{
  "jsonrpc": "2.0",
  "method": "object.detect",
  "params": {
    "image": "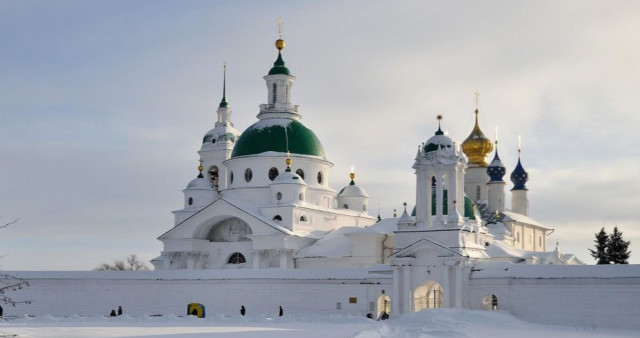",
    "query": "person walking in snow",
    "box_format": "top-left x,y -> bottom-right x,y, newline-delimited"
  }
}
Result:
240,305 -> 246,316
117,306 -> 123,316
109,309 -> 117,317
279,306 -> 283,317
